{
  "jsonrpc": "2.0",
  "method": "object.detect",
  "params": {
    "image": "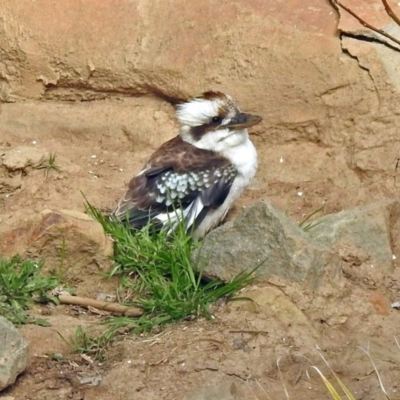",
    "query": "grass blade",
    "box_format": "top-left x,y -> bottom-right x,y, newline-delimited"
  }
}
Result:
311,366 -> 342,400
